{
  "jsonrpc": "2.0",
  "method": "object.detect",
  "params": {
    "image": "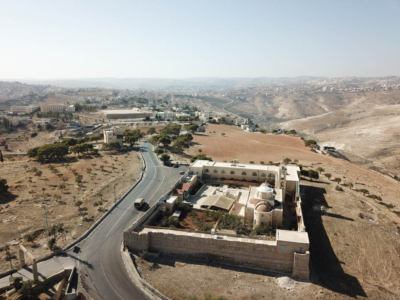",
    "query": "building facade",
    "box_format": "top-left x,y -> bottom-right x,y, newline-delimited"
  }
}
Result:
103,126 -> 123,145
40,103 -> 65,113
